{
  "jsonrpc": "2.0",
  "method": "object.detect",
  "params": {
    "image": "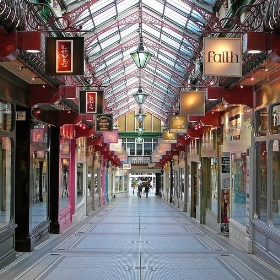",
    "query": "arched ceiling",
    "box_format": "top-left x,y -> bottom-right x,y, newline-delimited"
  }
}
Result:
62,0 -> 218,124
